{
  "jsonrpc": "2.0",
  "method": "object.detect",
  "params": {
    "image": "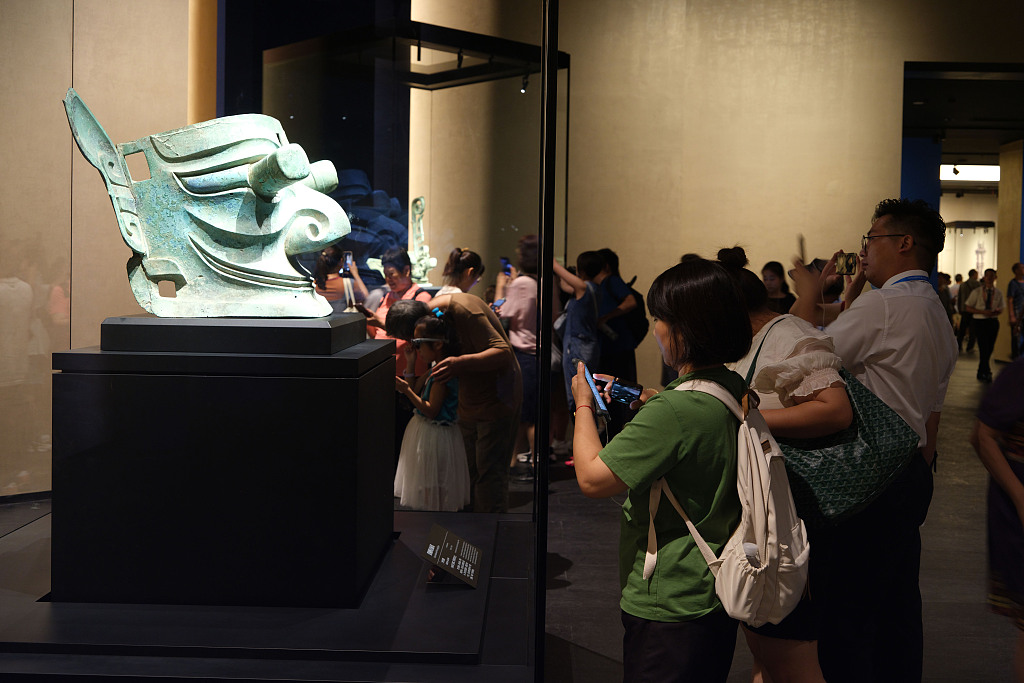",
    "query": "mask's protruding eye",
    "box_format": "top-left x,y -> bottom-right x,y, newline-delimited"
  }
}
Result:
300,159 -> 339,194
247,143 -> 310,200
